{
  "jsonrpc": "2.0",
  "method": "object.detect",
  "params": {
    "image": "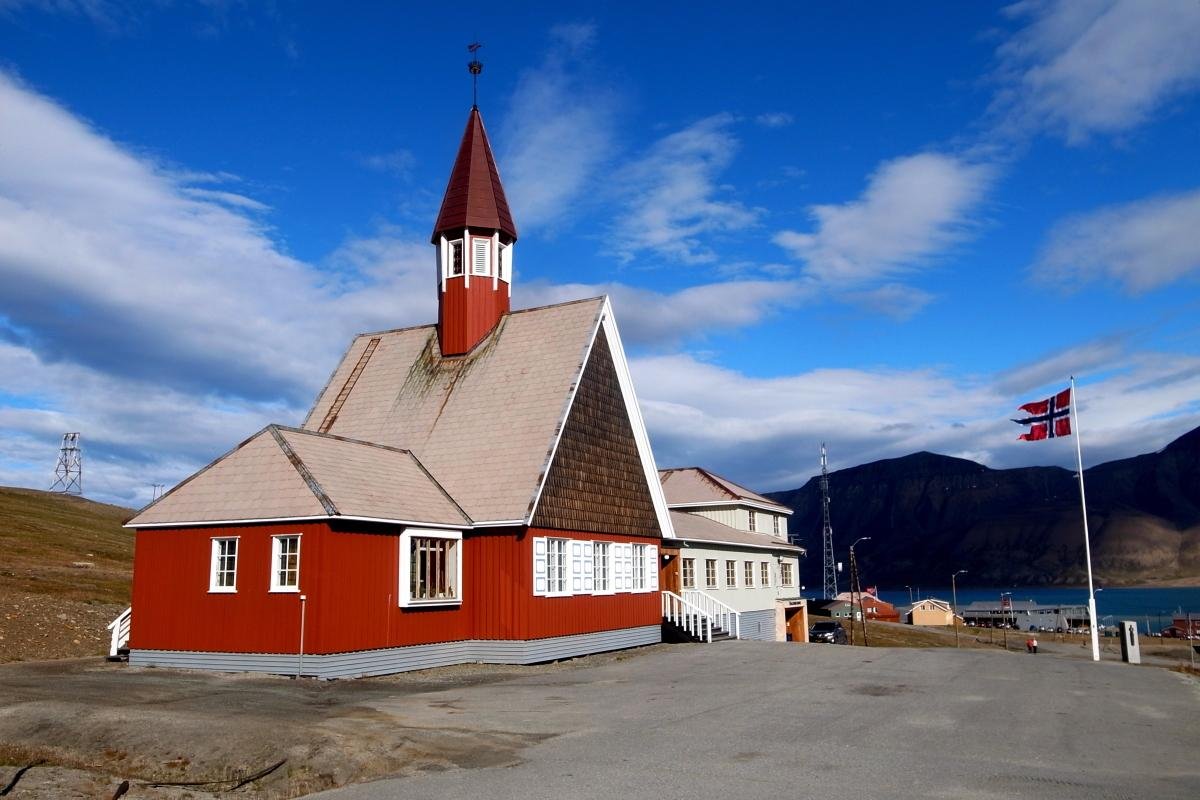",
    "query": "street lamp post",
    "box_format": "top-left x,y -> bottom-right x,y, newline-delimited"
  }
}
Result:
951,570 -> 967,648
1000,592 -> 1013,650
848,537 -> 872,647
906,585 -> 913,605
